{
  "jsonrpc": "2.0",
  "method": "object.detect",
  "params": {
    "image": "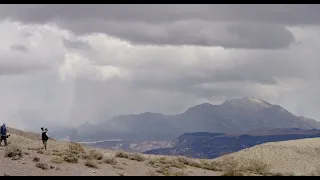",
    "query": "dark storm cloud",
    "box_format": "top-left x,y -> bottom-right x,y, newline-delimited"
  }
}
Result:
1,4 -> 318,49
62,38 -> 91,51
10,44 -> 29,53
